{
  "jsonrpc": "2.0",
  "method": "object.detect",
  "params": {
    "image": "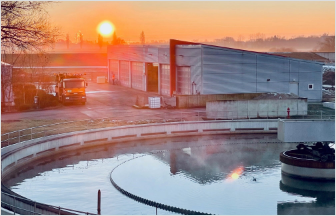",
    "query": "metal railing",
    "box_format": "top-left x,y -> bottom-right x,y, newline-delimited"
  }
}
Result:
1,109 -> 334,215
1,110 -> 334,147
1,189 -> 96,215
